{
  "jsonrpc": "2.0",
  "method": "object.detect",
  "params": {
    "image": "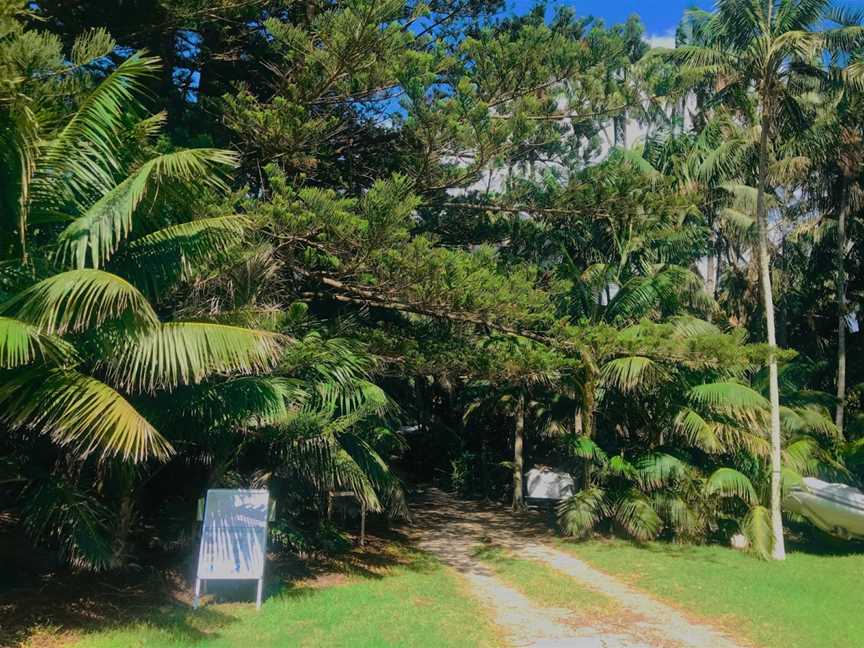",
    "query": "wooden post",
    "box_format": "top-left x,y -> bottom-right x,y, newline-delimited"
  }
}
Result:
256,578 -> 263,609
360,502 -> 366,546
194,578 -> 201,609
